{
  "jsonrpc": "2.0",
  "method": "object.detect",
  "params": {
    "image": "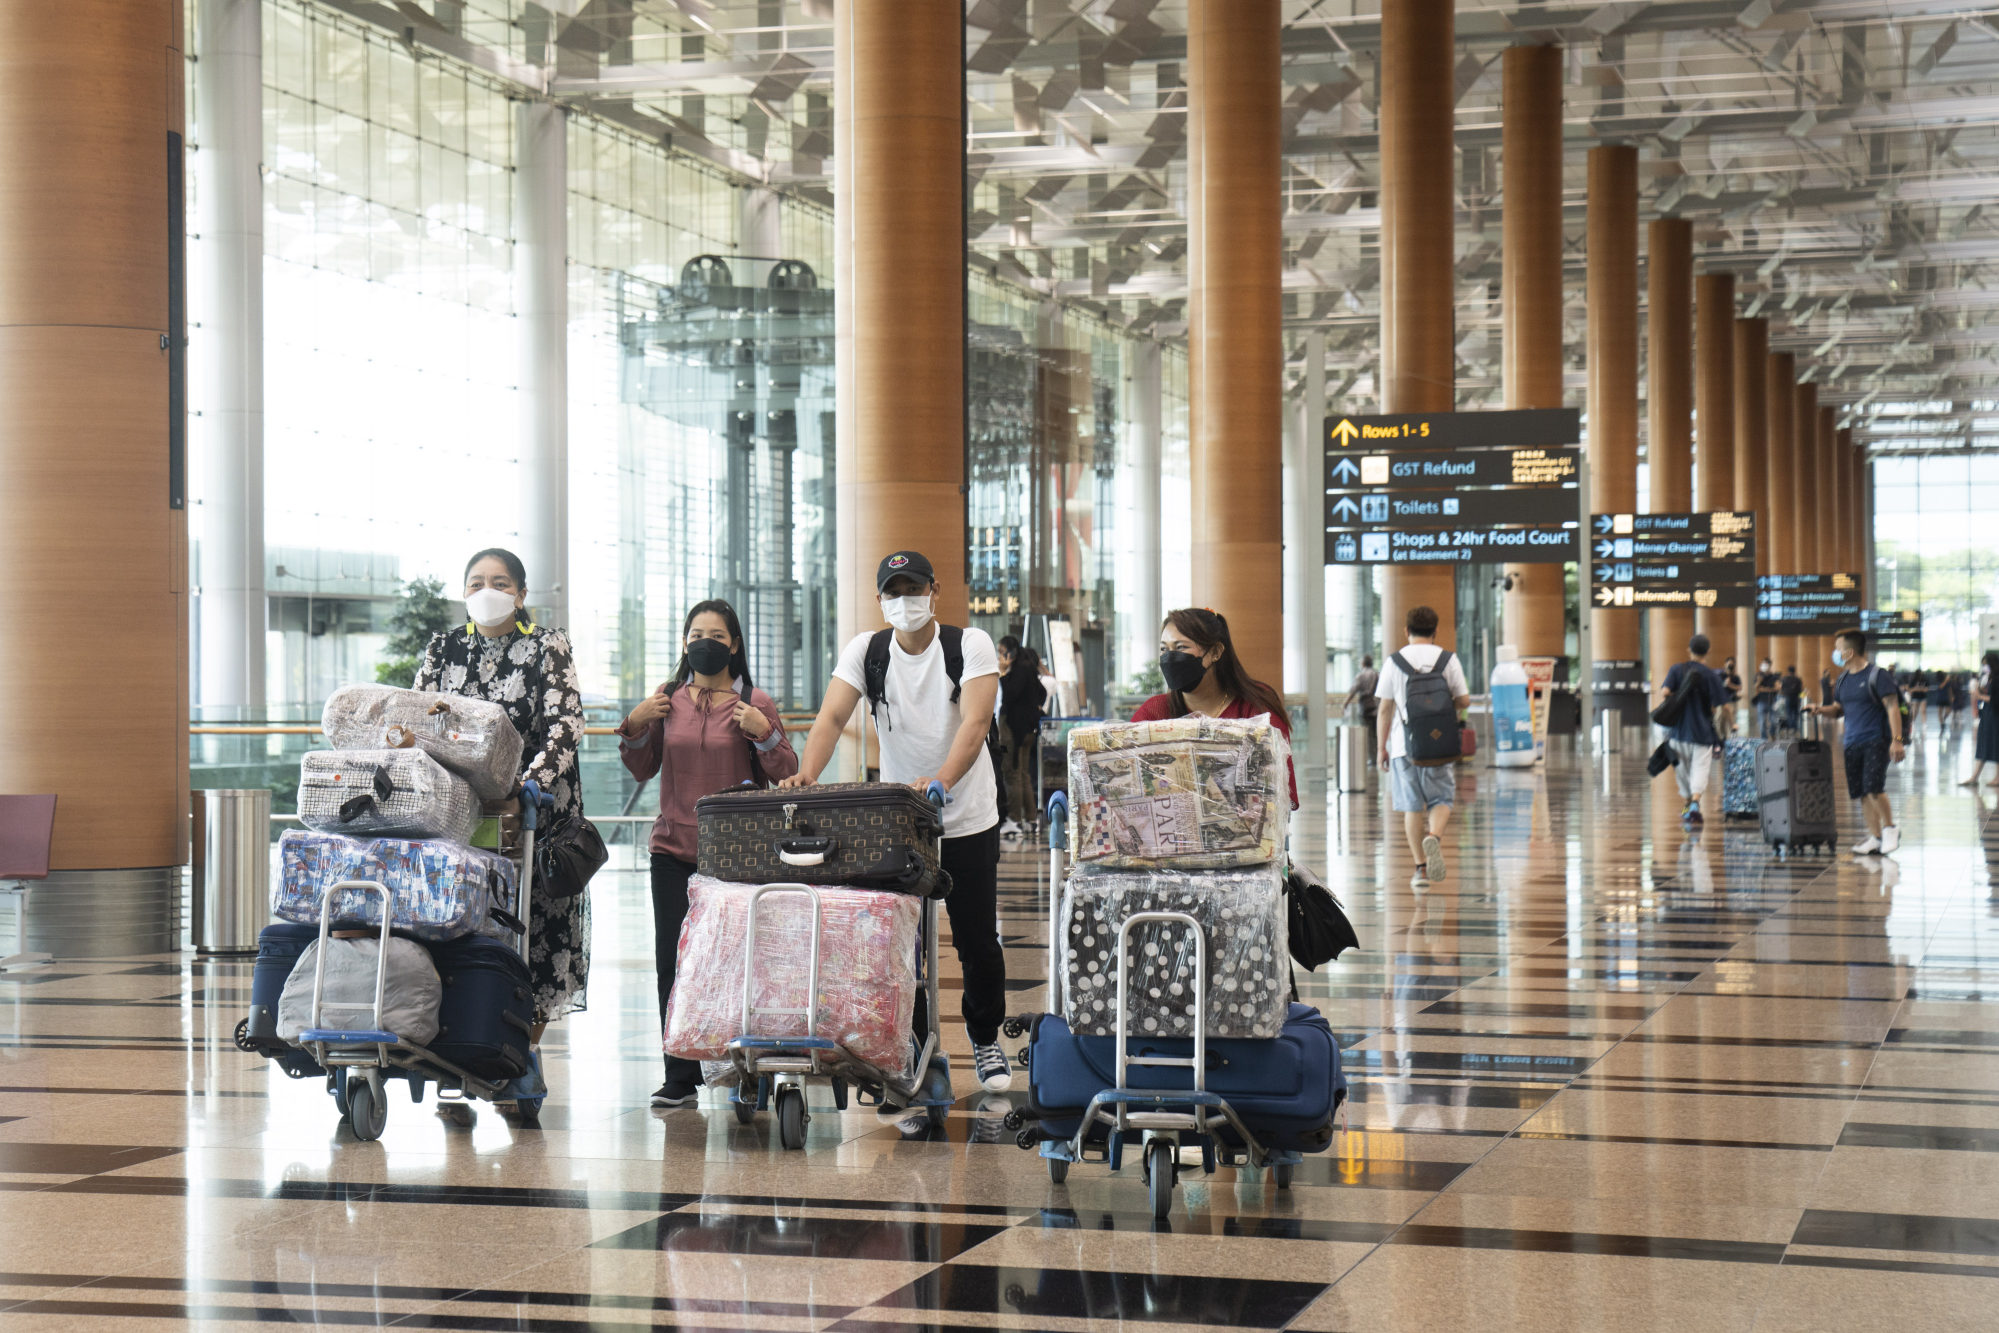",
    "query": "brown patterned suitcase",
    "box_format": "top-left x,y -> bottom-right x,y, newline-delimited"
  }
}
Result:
693,783 -> 949,898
